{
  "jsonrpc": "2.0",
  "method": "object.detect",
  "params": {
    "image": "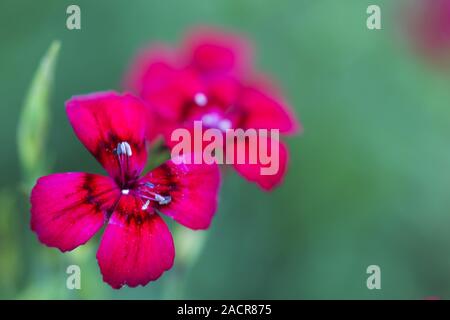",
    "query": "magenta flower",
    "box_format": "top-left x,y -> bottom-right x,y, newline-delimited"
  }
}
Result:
124,27 -> 301,190
30,92 -> 220,289
405,0 -> 450,65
